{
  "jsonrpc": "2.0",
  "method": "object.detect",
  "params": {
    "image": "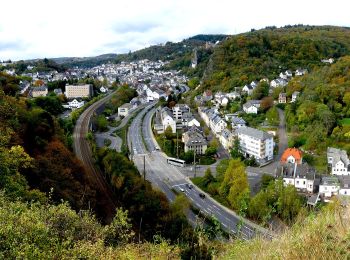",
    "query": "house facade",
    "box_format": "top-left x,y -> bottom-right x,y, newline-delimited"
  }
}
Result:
65,84 -> 92,99
182,126 -> 207,155
243,100 -> 261,114
327,147 -> 350,175
235,126 -> 274,162
118,103 -> 133,117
